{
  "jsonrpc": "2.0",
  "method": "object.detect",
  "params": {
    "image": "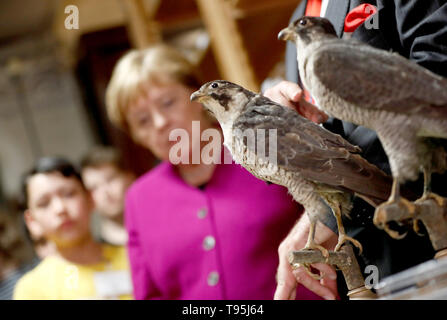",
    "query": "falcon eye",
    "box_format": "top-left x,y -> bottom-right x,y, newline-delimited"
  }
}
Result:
211,82 -> 219,89
299,19 -> 307,26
